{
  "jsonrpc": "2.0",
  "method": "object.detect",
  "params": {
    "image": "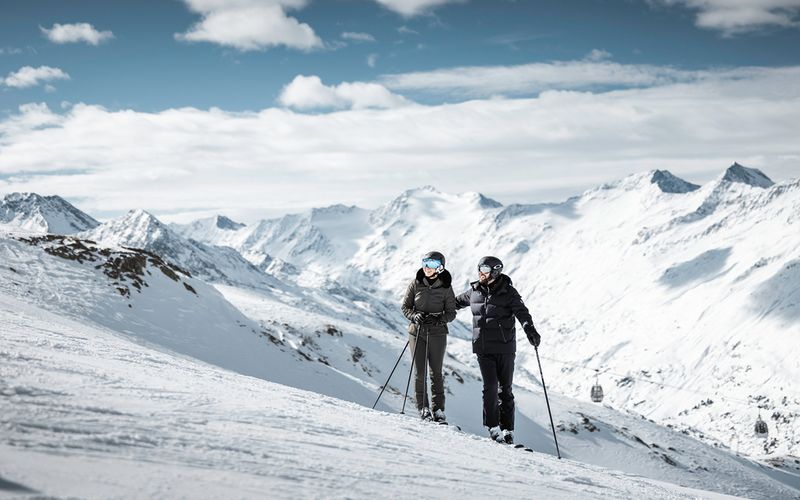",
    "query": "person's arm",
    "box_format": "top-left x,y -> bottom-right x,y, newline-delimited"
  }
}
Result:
509,287 -> 533,327
454,289 -> 471,310
401,281 -> 417,322
510,286 -> 540,346
443,286 -> 457,323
